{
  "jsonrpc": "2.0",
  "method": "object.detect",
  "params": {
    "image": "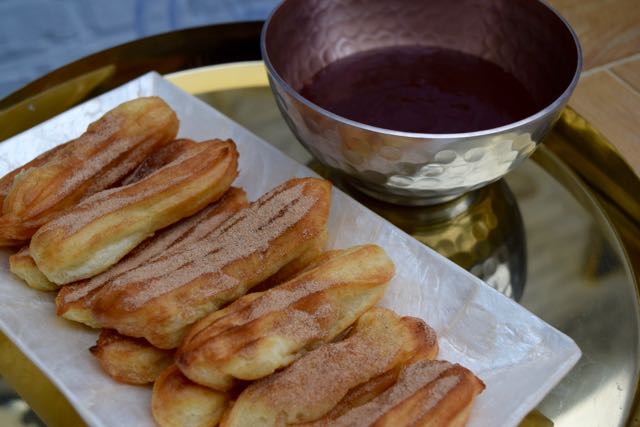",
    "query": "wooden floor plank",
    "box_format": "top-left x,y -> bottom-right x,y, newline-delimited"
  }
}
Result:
547,0 -> 640,70
612,59 -> 640,93
568,71 -> 640,174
